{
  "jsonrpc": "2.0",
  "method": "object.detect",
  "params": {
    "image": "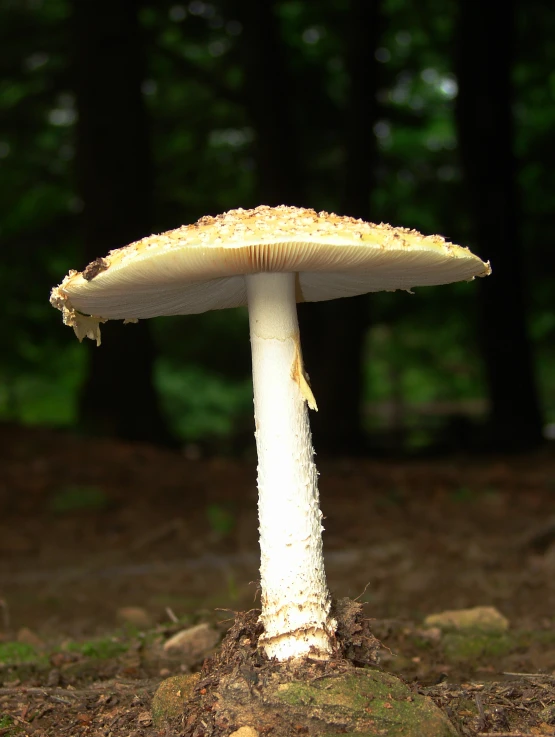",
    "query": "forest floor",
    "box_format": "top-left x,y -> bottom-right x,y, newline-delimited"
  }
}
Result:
1,423 -> 555,736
